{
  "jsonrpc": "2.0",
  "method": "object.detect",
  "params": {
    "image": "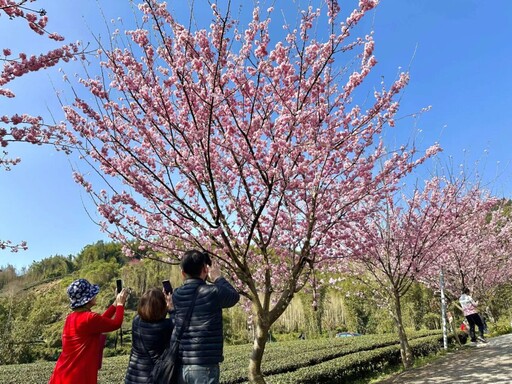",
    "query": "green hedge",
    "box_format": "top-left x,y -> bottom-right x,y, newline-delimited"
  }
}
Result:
0,330 -> 453,384
262,333 -> 459,383
220,330 -> 441,383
